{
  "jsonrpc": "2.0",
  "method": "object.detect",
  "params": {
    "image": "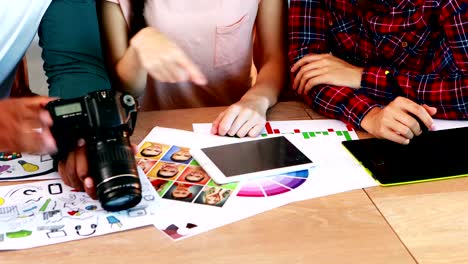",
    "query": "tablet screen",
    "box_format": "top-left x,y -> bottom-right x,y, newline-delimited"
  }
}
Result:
200,136 -> 312,177
342,127 -> 468,185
